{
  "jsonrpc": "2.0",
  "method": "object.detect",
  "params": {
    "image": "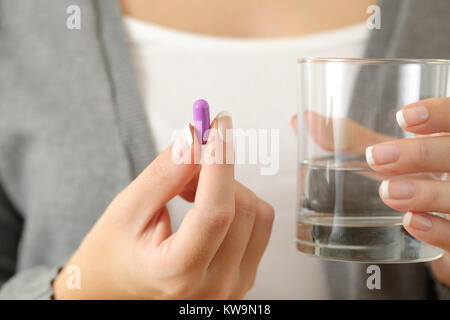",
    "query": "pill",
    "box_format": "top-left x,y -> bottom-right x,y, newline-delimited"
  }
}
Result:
193,99 -> 210,144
